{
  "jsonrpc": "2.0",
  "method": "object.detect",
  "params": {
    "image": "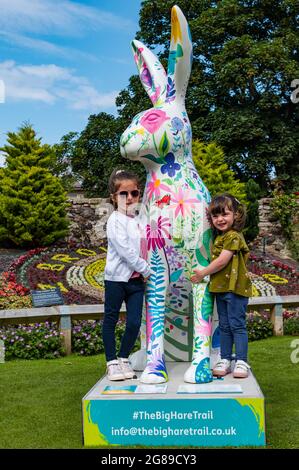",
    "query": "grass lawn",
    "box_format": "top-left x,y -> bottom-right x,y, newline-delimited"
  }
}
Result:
0,336 -> 298,449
